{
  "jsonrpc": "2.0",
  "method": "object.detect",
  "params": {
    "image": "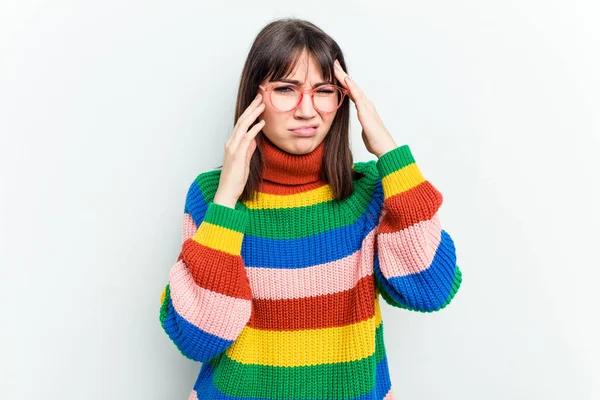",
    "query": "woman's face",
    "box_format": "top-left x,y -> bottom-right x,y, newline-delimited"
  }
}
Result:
257,51 -> 337,155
